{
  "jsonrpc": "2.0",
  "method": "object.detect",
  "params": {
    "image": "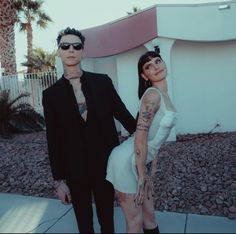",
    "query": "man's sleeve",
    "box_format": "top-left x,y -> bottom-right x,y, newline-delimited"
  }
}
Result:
42,91 -> 65,180
106,77 -> 136,134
